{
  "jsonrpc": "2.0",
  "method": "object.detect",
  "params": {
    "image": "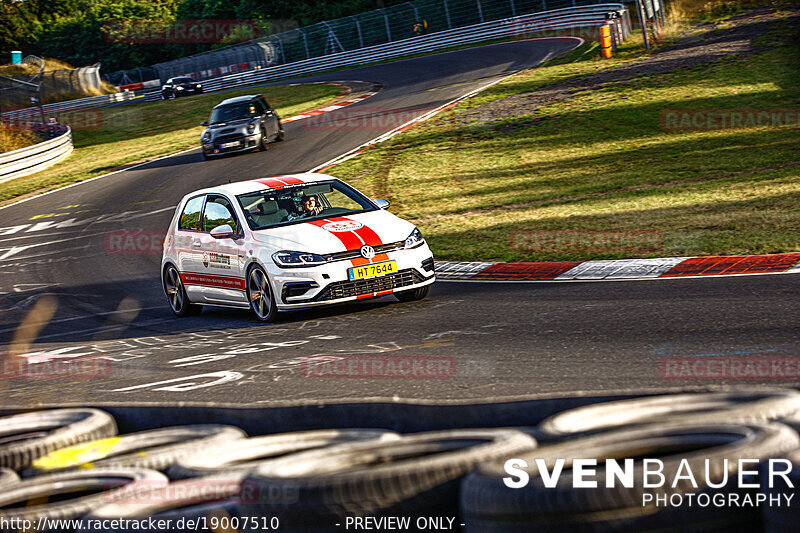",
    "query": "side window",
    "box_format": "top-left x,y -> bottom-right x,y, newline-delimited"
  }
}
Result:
203,195 -> 238,232
254,99 -> 267,114
178,196 -> 204,231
